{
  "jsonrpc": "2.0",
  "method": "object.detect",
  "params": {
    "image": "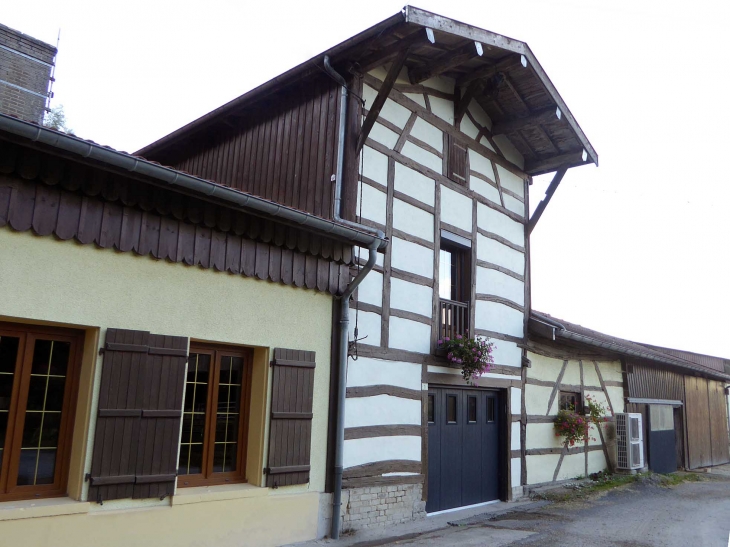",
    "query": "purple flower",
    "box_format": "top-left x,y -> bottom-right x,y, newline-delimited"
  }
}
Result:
456,334 -> 462,340
447,352 -> 453,359
437,340 -> 443,345
477,351 -> 482,357
444,336 -> 450,342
